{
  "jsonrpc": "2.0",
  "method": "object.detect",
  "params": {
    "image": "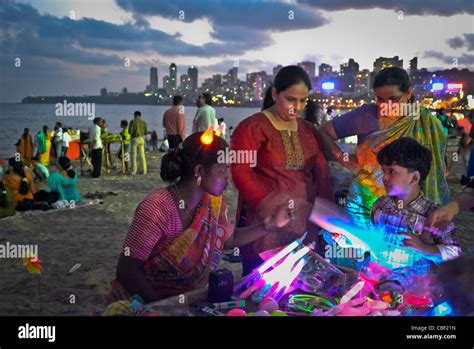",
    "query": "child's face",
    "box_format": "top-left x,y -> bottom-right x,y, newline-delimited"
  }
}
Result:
381,164 -> 419,197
